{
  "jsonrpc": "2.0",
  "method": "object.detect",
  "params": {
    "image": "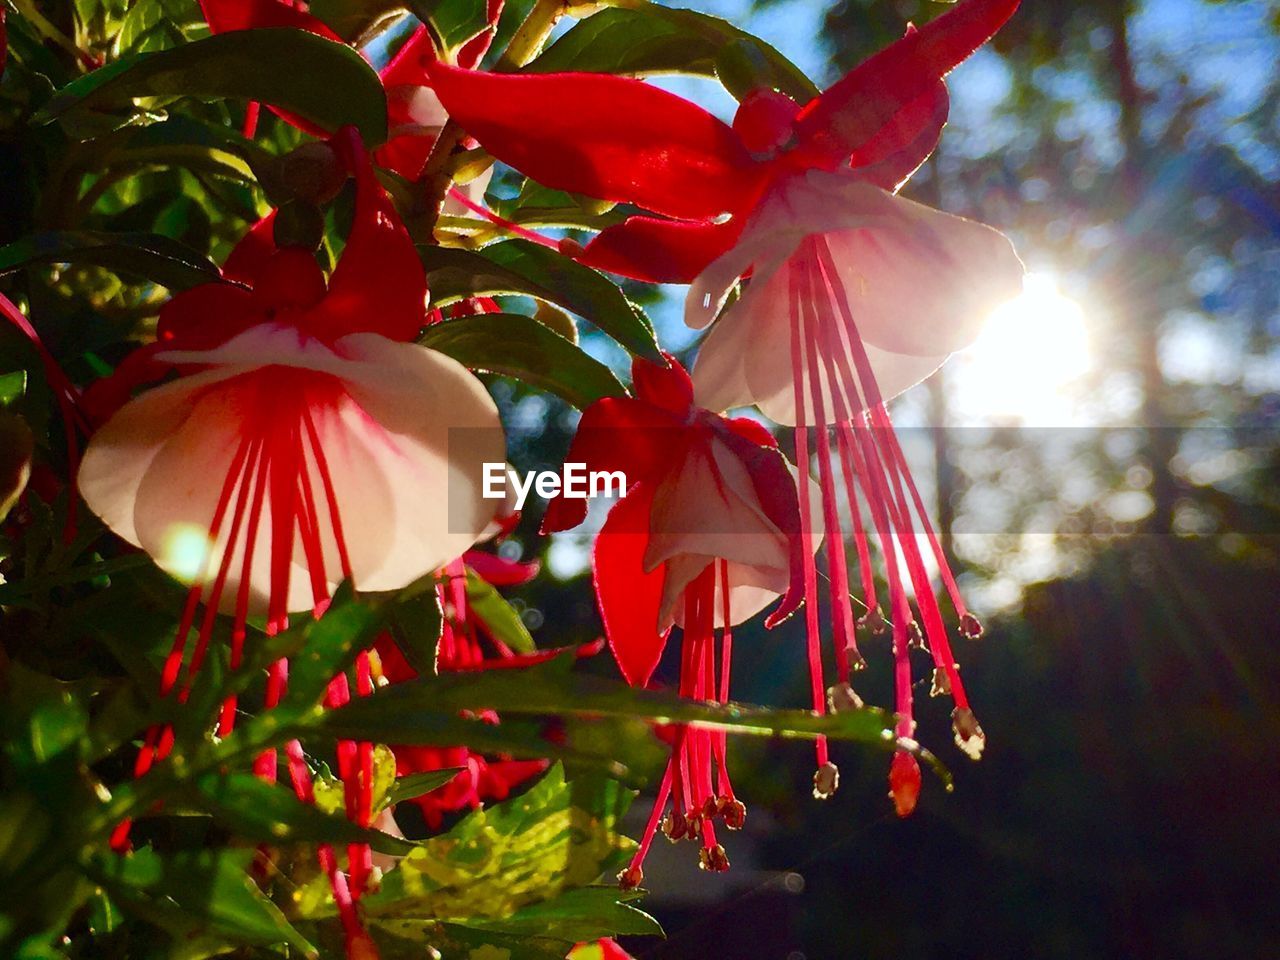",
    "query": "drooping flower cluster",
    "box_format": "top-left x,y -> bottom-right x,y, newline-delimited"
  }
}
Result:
373,550 -> 581,829
430,0 -> 1024,817
4,1 -> 1033,952
77,127 -> 503,957
544,355 -> 808,883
